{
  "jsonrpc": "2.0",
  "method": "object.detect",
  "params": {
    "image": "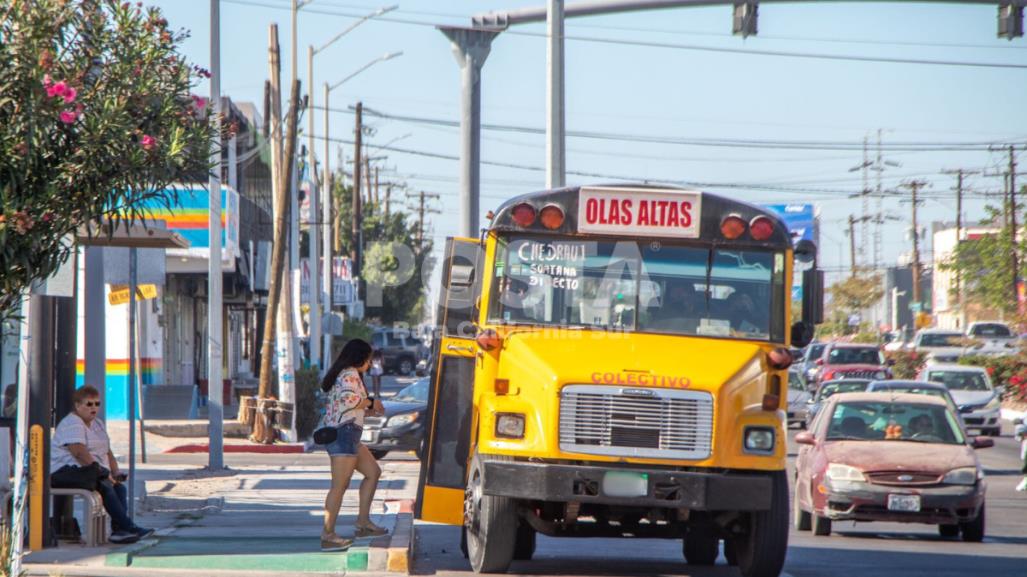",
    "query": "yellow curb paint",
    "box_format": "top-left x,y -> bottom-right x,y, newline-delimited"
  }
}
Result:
386,547 -> 409,573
